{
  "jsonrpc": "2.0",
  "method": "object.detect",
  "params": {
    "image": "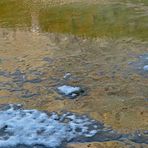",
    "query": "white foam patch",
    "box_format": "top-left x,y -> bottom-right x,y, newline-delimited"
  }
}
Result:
0,105 -> 101,148
143,65 -> 148,71
57,85 -> 81,96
